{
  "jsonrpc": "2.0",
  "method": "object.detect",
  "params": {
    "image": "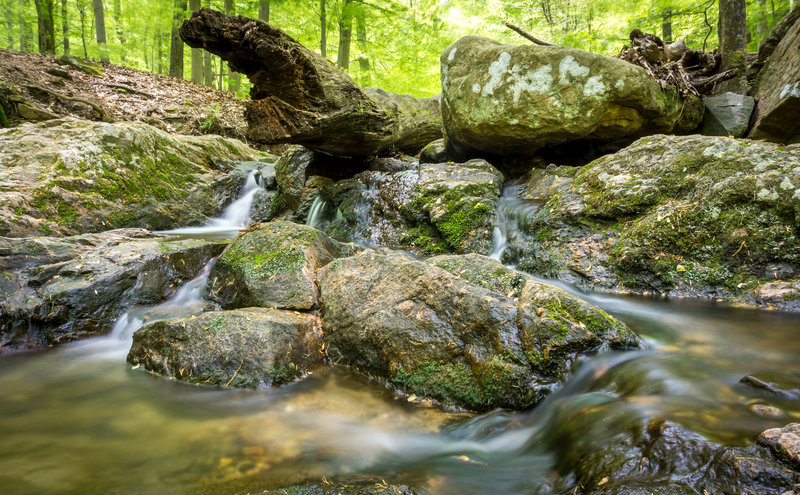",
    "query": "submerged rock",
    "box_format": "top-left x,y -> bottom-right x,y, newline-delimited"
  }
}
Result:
0,232 -> 225,350
206,221 -> 355,310
0,117 -> 263,236
317,250 -> 638,411
128,308 -> 323,388
440,36 -> 702,158
506,134 -> 800,307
